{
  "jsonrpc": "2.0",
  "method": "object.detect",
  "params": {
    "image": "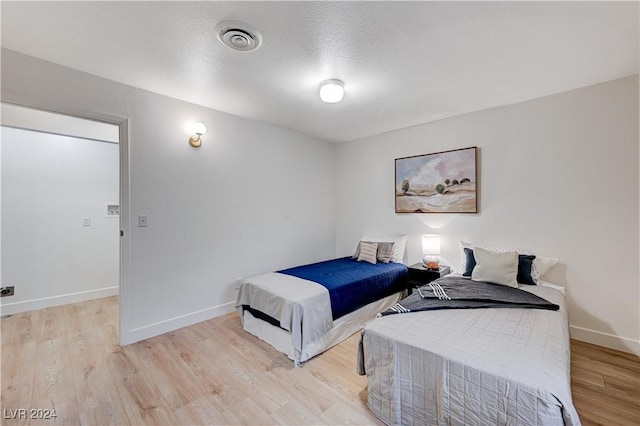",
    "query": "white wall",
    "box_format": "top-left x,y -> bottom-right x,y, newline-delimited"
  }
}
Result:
1,127 -> 120,314
1,49 -> 336,344
336,76 -> 639,354
3,48 -> 637,355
